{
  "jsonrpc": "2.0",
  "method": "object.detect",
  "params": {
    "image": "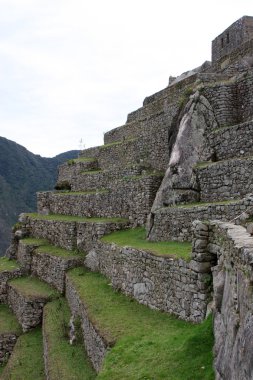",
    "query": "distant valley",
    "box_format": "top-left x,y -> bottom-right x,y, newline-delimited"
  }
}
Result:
0,136 -> 79,256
